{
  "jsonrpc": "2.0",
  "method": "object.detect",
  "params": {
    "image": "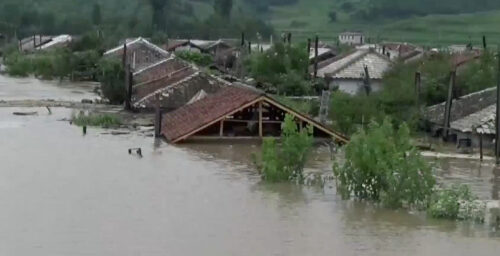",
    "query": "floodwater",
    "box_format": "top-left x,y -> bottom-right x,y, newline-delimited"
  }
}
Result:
0,75 -> 99,101
0,107 -> 499,256
1,75 -> 500,255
